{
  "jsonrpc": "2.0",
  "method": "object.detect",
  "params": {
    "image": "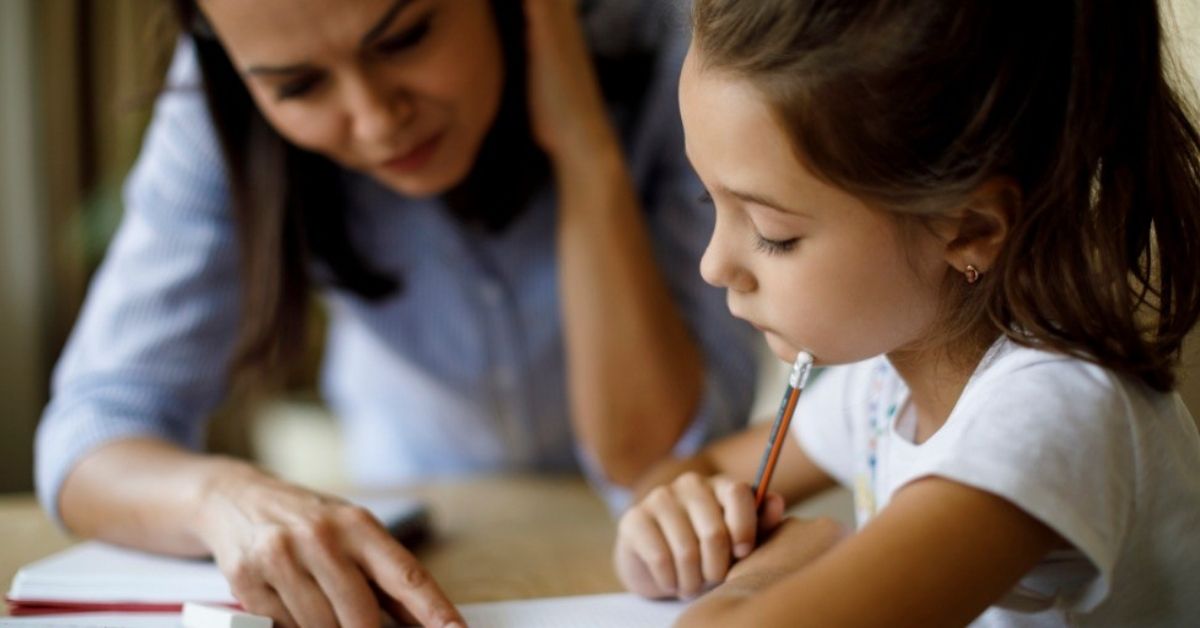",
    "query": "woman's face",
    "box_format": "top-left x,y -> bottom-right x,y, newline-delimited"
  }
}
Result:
200,0 -> 504,197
